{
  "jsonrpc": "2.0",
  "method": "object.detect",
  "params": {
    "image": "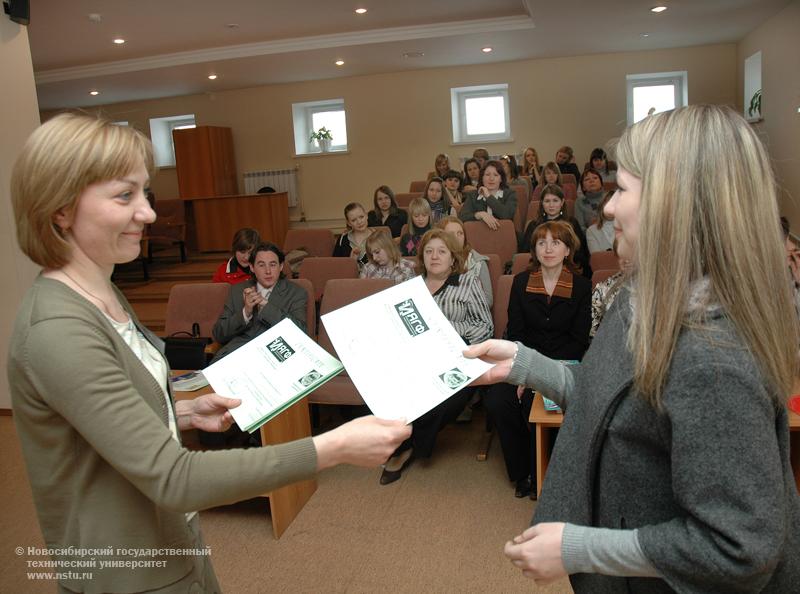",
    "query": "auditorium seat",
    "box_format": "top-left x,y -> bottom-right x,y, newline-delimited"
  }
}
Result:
510,253 -> 531,276
164,283 -> 230,338
463,220 -> 517,268
590,251 -> 620,272
591,268 -> 619,290
283,228 -> 335,257
145,199 -> 187,262
298,257 -> 359,303
395,192 -> 423,208
409,180 -> 427,193
288,278 -> 316,337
